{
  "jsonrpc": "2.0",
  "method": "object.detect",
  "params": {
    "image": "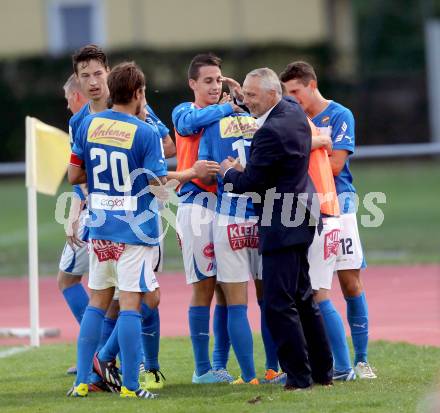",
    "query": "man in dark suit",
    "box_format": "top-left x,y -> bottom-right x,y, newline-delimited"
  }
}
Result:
220,68 -> 333,390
